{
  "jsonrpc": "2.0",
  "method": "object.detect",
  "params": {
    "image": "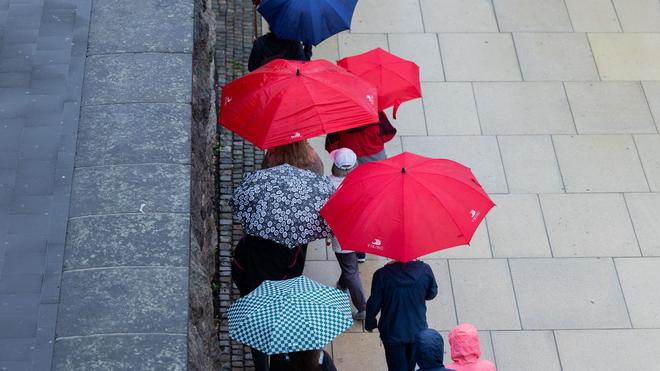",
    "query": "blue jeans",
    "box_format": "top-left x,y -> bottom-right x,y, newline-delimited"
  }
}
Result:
383,342 -> 416,371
